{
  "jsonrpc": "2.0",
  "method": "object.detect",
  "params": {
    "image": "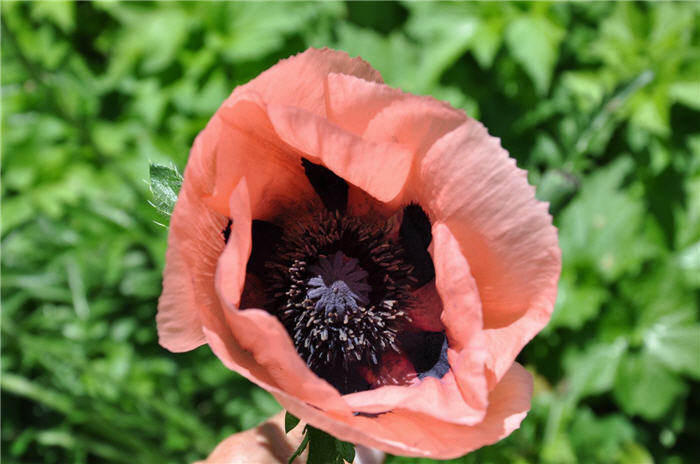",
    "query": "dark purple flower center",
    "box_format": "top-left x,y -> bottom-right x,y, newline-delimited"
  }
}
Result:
232,158 -> 450,394
263,209 -> 413,393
